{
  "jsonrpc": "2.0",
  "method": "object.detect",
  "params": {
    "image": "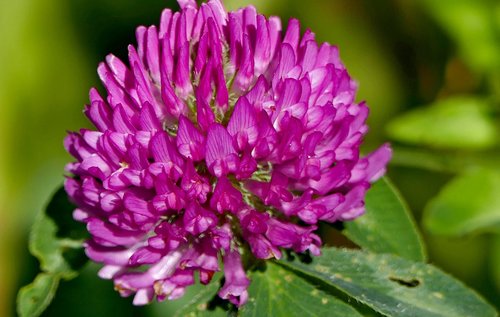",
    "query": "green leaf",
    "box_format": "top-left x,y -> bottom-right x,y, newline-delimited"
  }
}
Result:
240,262 -> 362,317
29,212 -> 82,278
173,279 -> 226,317
29,187 -> 87,278
17,186 -> 87,317
280,248 -> 497,317
386,97 -> 497,150
344,177 -> 426,261
390,146 -> 500,174
17,273 -> 60,317
423,168 -> 500,236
